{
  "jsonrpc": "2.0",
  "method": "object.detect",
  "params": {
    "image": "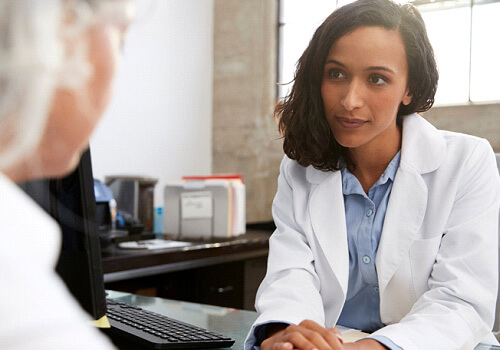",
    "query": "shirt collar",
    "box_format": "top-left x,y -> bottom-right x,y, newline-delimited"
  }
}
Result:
341,151 -> 401,196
